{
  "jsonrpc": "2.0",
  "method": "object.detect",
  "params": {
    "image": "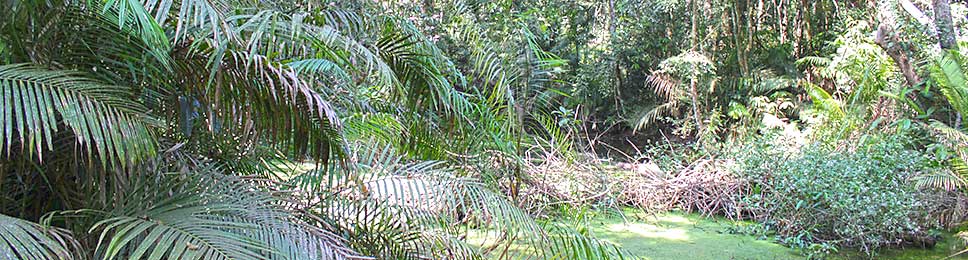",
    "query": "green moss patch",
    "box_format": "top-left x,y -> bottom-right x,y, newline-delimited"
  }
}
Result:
585,210 -> 801,260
